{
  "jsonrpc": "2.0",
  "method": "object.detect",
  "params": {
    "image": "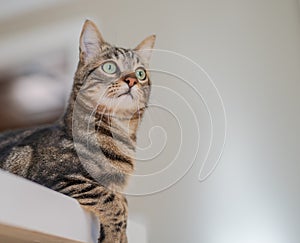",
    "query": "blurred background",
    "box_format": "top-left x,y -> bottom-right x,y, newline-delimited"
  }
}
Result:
1,0 -> 300,243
